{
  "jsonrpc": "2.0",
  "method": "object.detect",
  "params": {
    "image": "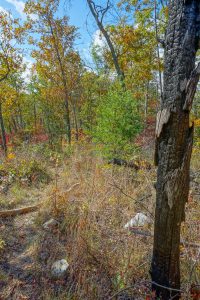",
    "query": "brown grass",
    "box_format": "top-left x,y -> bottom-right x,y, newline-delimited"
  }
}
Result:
34,144 -> 199,299
1,142 -> 200,299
